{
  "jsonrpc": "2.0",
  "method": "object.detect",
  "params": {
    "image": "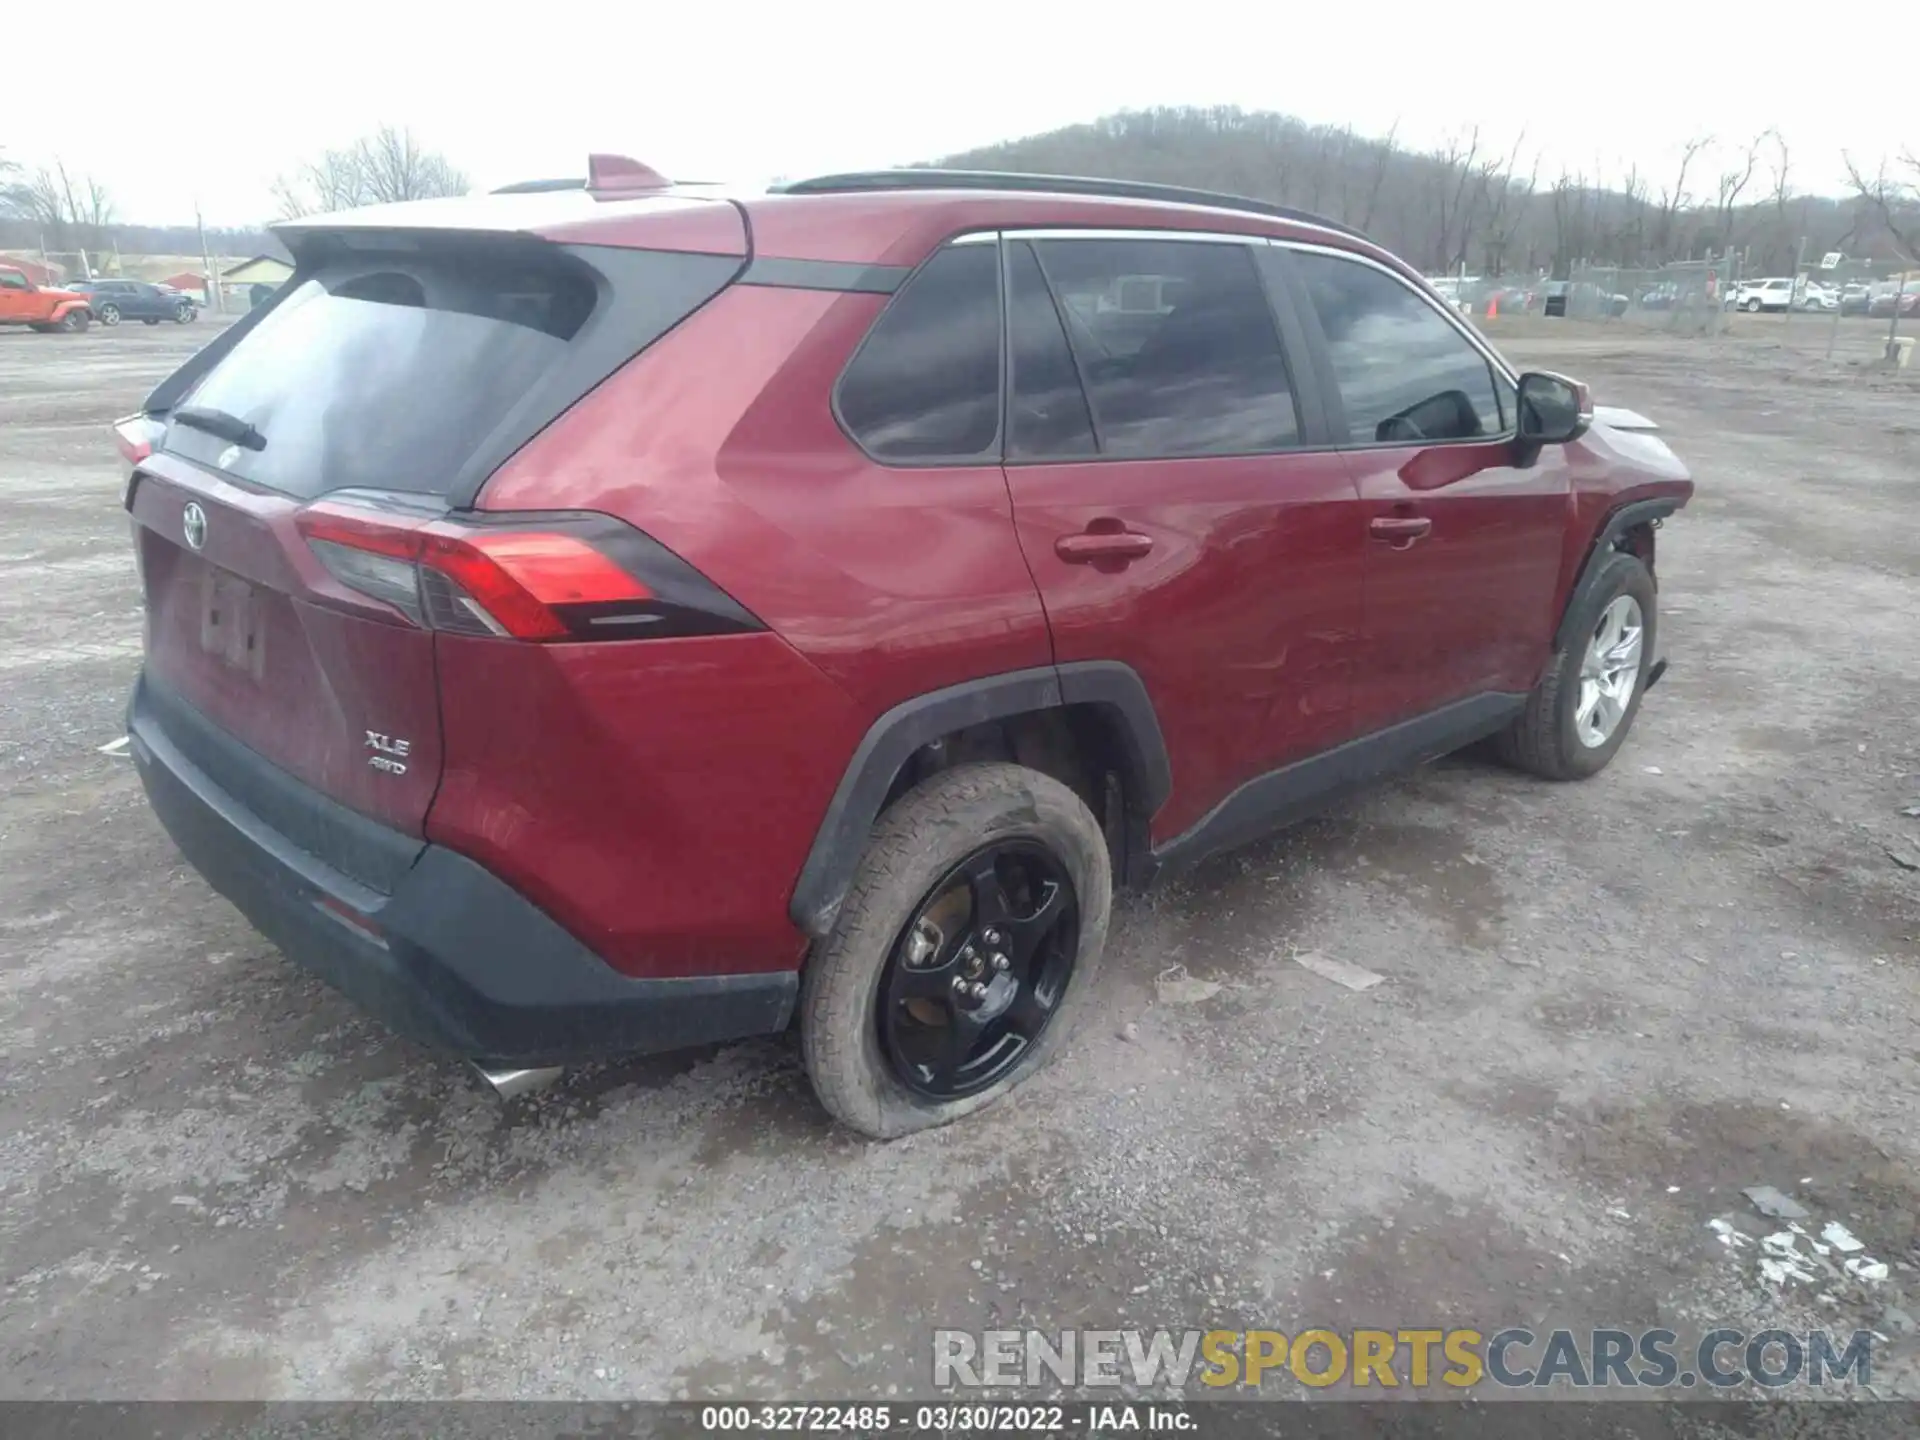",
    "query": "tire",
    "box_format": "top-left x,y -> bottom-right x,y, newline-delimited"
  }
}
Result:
96,303 -> 120,326
1495,551 -> 1656,782
801,762 -> 1112,1139
142,317 -> 160,326
1743,298 -> 1761,312
58,309 -> 89,333
174,305 -> 194,323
